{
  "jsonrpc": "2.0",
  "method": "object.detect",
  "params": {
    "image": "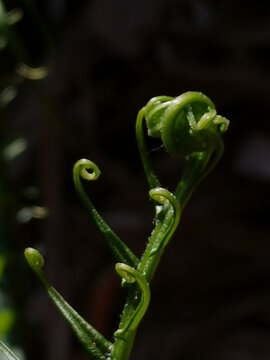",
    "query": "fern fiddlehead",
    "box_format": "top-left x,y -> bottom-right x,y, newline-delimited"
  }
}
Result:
137,91 -> 229,207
